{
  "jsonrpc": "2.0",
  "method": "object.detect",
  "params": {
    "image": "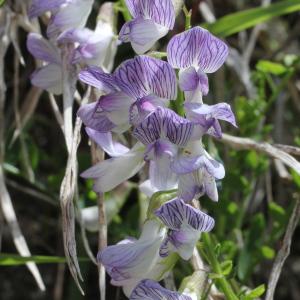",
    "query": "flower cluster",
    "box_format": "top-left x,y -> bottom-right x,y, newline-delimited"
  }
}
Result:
77,0 -> 236,298
27,0 -> 236,299
27,0 -> 117,94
